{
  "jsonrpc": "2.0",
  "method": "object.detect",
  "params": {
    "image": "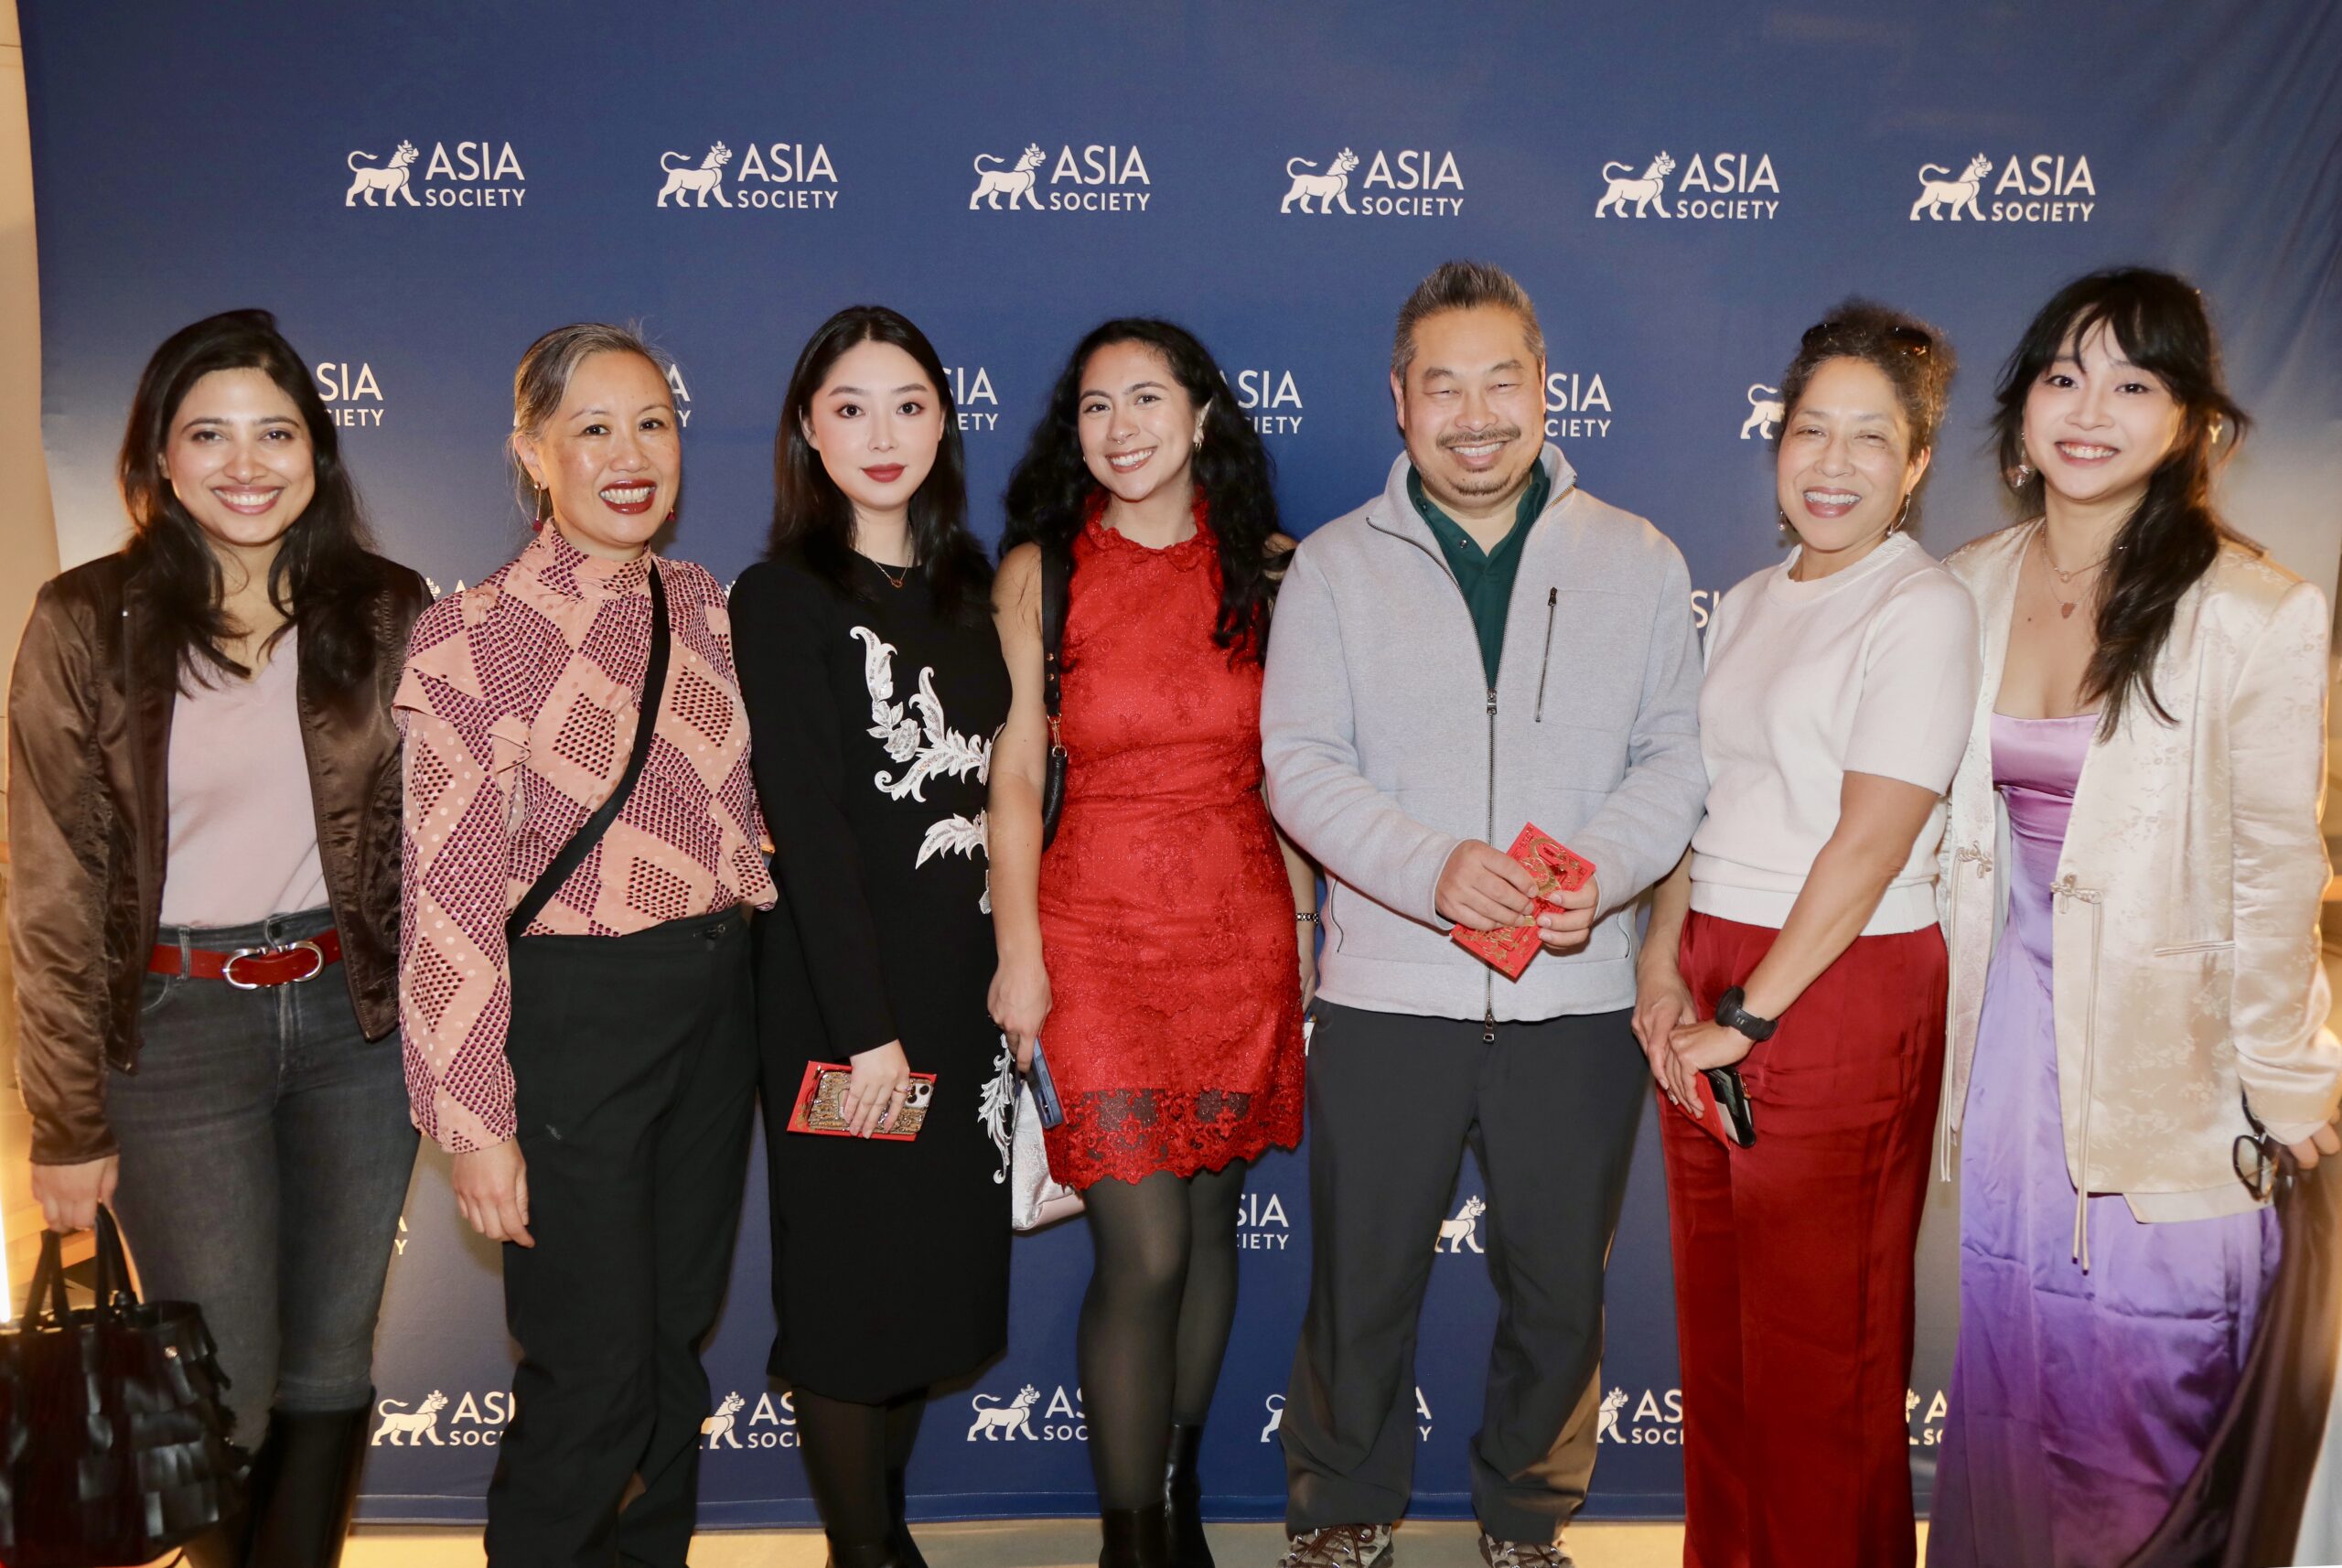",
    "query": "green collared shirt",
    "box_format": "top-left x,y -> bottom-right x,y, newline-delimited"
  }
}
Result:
1408,460 -> 1552,687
